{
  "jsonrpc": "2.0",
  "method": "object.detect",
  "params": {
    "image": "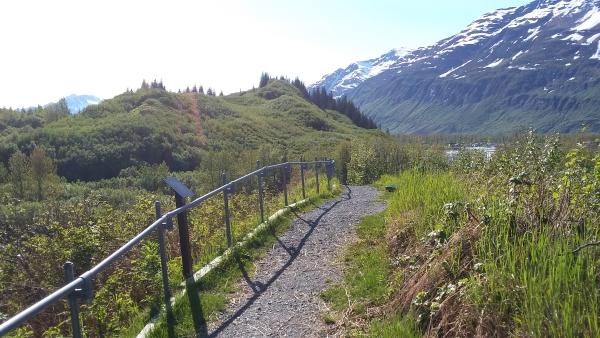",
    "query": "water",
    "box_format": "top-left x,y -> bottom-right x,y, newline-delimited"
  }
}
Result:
446,145 -> 497,161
